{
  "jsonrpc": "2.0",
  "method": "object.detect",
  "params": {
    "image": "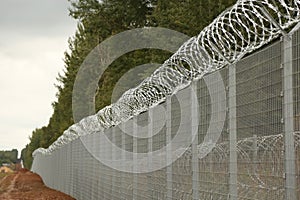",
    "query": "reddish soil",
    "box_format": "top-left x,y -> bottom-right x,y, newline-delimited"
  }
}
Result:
0,169 -> 75,200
